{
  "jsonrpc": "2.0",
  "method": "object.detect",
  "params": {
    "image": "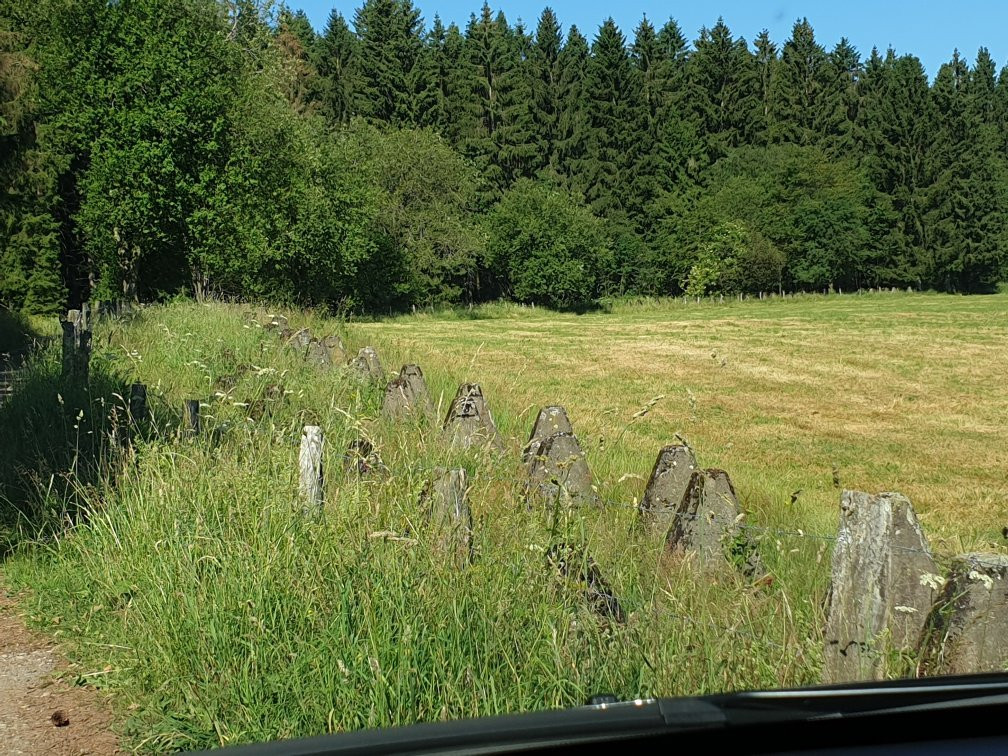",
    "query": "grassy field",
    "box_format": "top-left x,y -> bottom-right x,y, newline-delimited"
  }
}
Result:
1,291 -> 1006,751
356,292 -> 1008,543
